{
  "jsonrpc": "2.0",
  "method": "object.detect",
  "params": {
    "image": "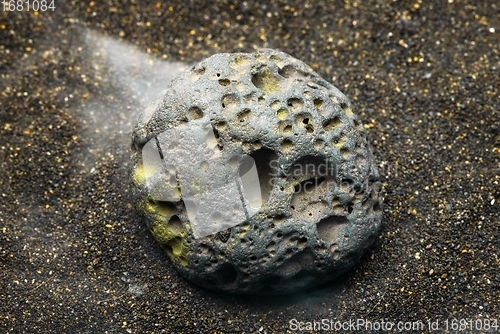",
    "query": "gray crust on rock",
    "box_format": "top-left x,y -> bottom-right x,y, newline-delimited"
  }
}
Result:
131,49 -> 383,295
